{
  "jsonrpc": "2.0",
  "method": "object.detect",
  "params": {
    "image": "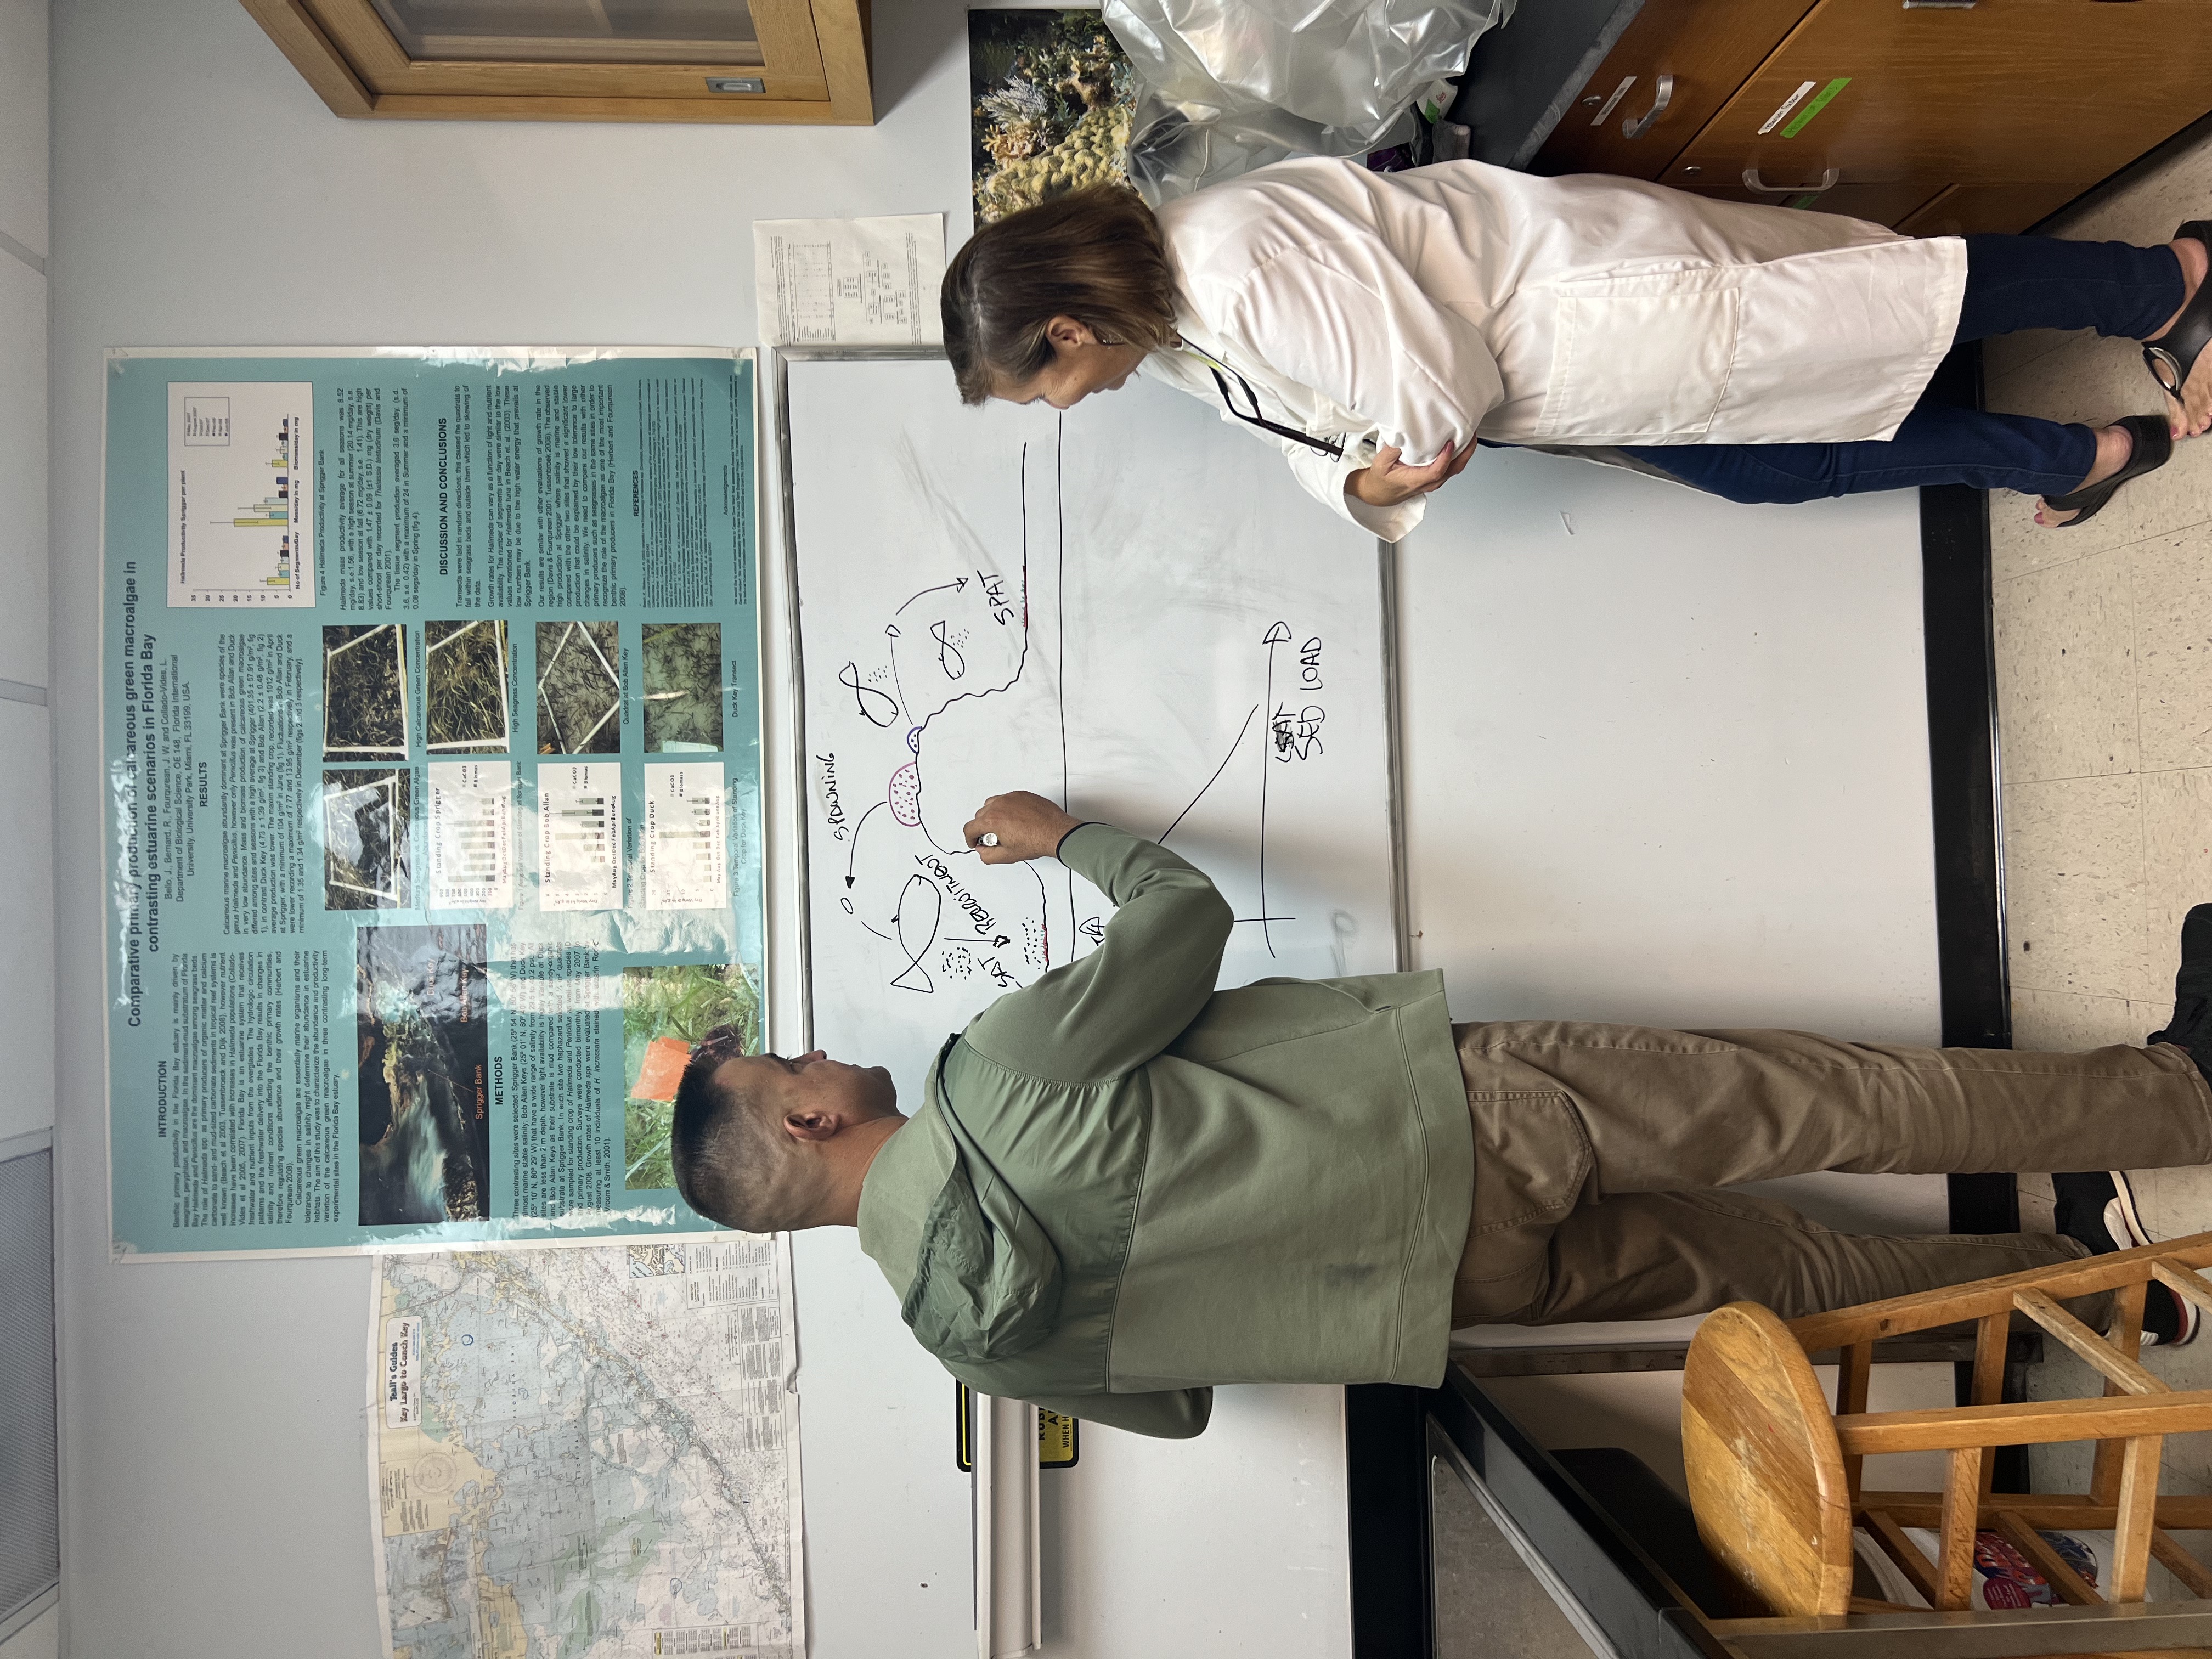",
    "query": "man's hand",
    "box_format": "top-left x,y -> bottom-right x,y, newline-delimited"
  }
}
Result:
963,791 -> 1084,865
1346,438 -> 1475,508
